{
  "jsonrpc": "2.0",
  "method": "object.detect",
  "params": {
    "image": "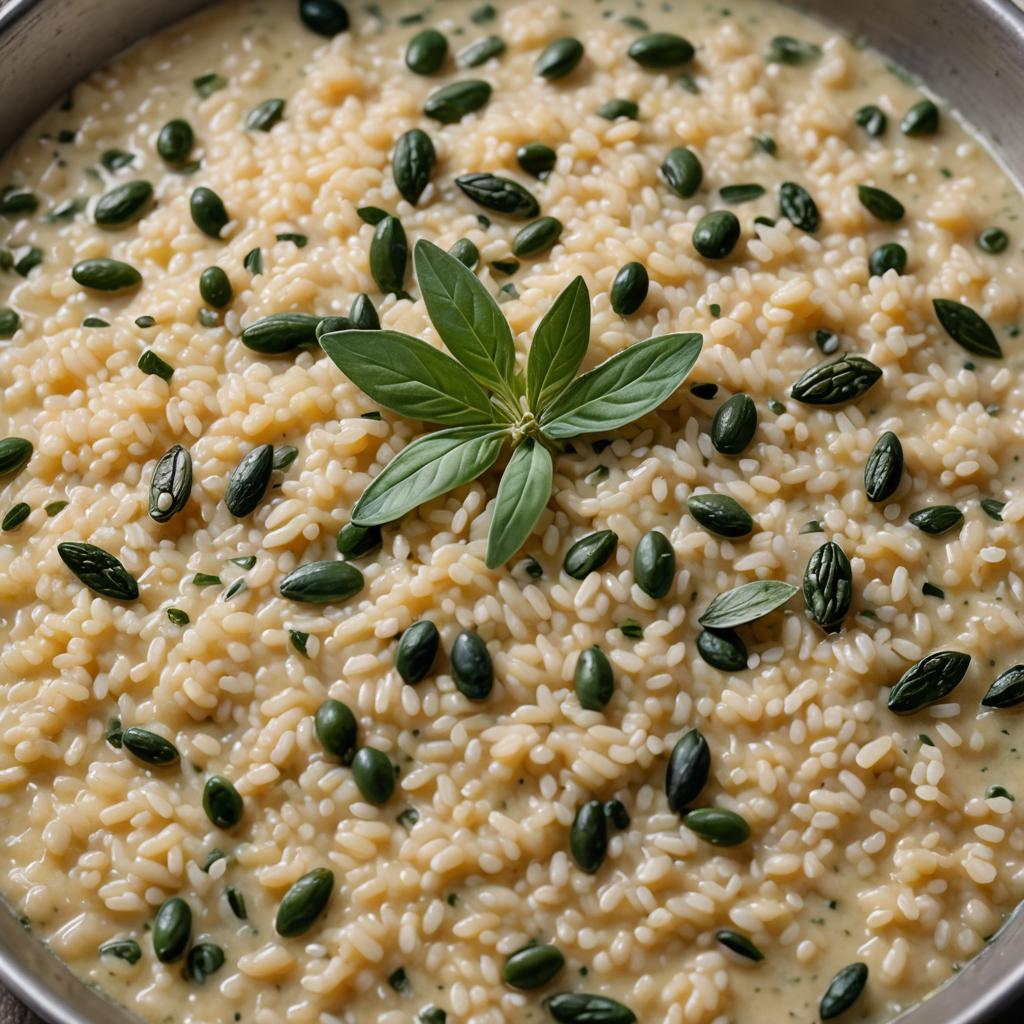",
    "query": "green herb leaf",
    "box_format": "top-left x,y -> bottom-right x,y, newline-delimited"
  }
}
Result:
933,298 -> 1002,359
485,438 -> 553,569
193,72 -> 227,98
526,276 -> 590,413
699,579 -> 797,628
